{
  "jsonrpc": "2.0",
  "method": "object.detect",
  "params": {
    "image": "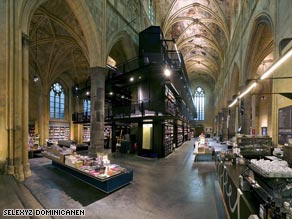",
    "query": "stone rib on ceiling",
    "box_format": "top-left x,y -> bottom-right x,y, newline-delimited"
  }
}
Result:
162,0 -> 230,84
30,3 -> 89,85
